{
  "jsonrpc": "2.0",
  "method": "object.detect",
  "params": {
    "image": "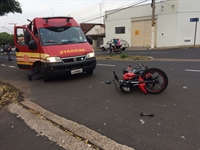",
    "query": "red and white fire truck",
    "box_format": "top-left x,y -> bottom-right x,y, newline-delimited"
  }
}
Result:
14,16 -> 96,82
